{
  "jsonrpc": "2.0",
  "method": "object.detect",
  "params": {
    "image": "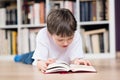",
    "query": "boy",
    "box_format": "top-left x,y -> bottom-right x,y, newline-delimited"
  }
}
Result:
32,8 -> 91,72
